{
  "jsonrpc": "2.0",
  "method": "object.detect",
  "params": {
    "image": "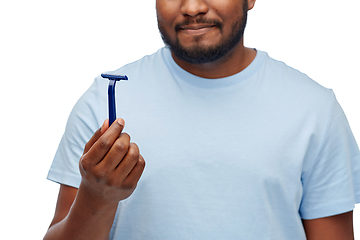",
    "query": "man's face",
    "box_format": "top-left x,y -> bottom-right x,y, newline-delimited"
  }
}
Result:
156,0 -> 249,64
